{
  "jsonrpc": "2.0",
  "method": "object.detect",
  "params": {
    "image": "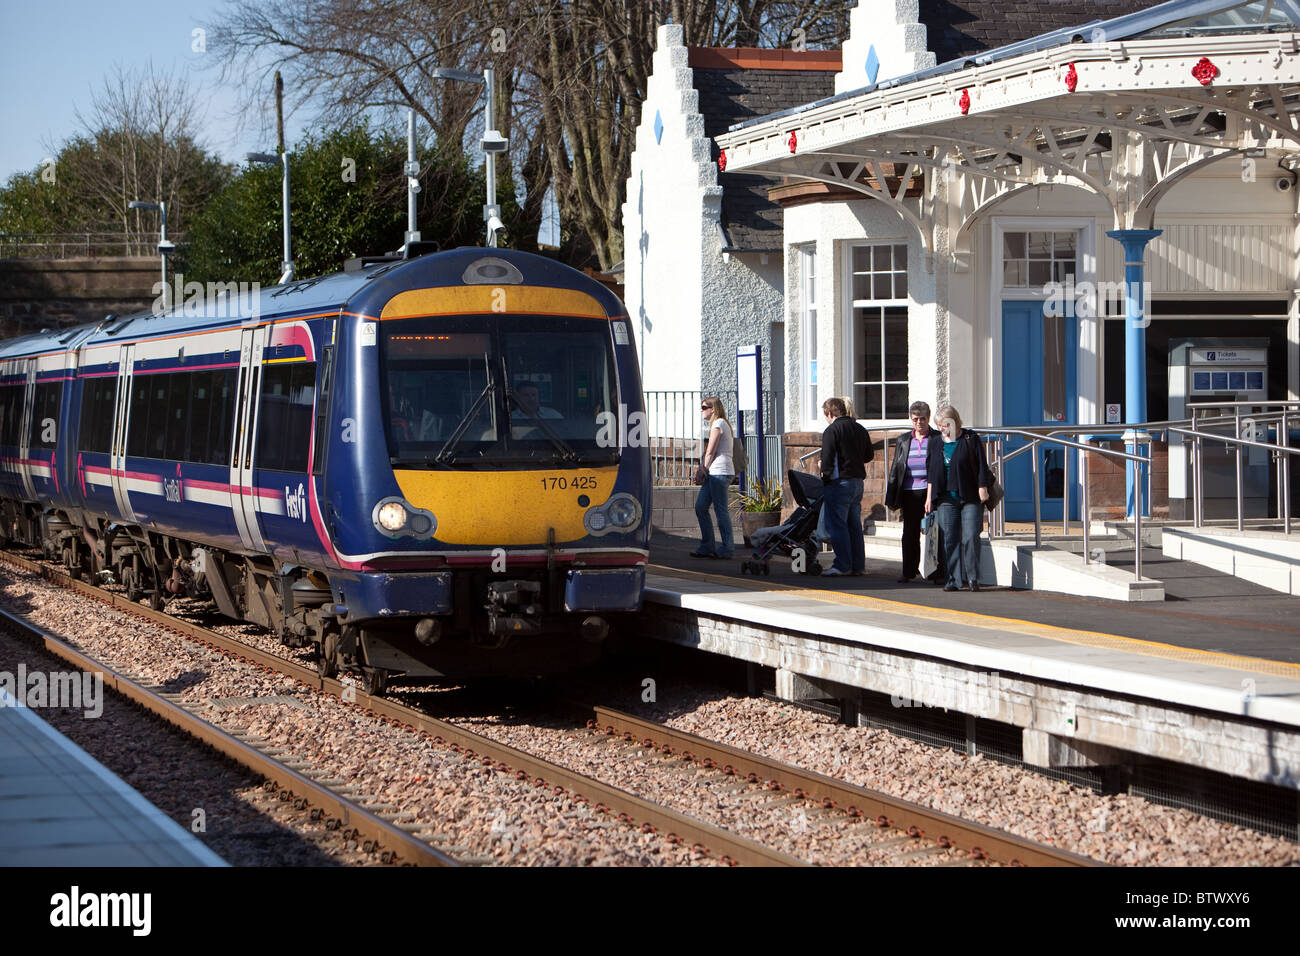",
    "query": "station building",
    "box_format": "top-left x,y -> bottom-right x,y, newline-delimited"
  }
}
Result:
640,0 -> 1300,522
